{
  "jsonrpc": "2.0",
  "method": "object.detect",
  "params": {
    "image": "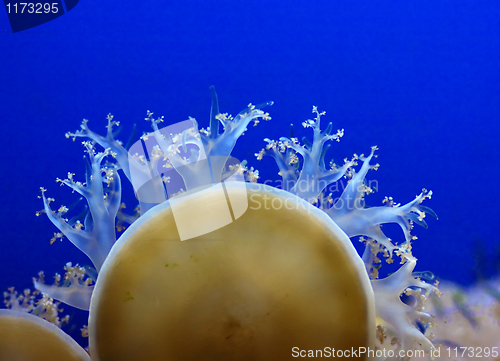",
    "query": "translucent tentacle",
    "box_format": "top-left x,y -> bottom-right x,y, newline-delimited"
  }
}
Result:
33,263 -> 94,311
3,286 -> 69,327
256,106 -> 348,202
372,259 -> 438,355
255,138 -> 299,191
66,114 -> 132,181
327,147 -> 435,258
39,143 -> 120,271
